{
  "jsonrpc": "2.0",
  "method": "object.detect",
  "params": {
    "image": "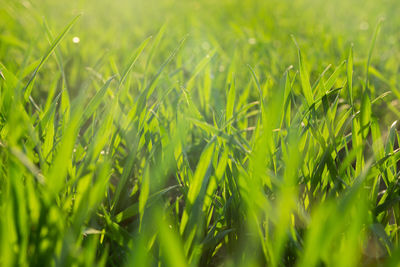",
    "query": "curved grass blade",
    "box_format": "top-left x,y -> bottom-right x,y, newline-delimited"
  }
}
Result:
292,35 -> 313,106
82,76 -> 115,123
119,36 -> 152,89
23,15 -> 81,101
365,20 -> 382,94
347,44 -> 354,107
